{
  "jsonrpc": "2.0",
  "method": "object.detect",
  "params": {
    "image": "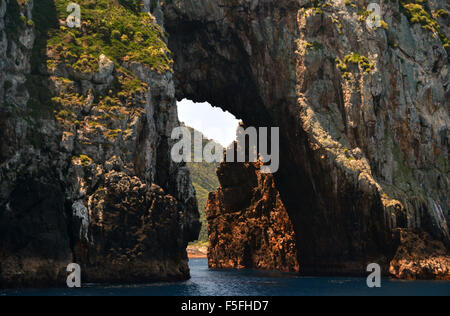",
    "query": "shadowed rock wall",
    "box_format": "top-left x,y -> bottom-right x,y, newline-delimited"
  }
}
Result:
0,0 -> 200,287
